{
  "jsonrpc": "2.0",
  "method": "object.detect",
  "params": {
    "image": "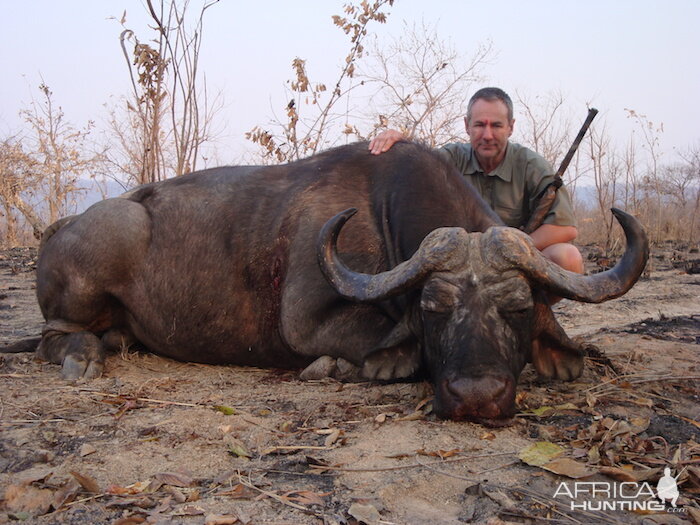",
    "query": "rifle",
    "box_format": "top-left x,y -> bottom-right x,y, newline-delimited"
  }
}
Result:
522,107 -> 598,234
